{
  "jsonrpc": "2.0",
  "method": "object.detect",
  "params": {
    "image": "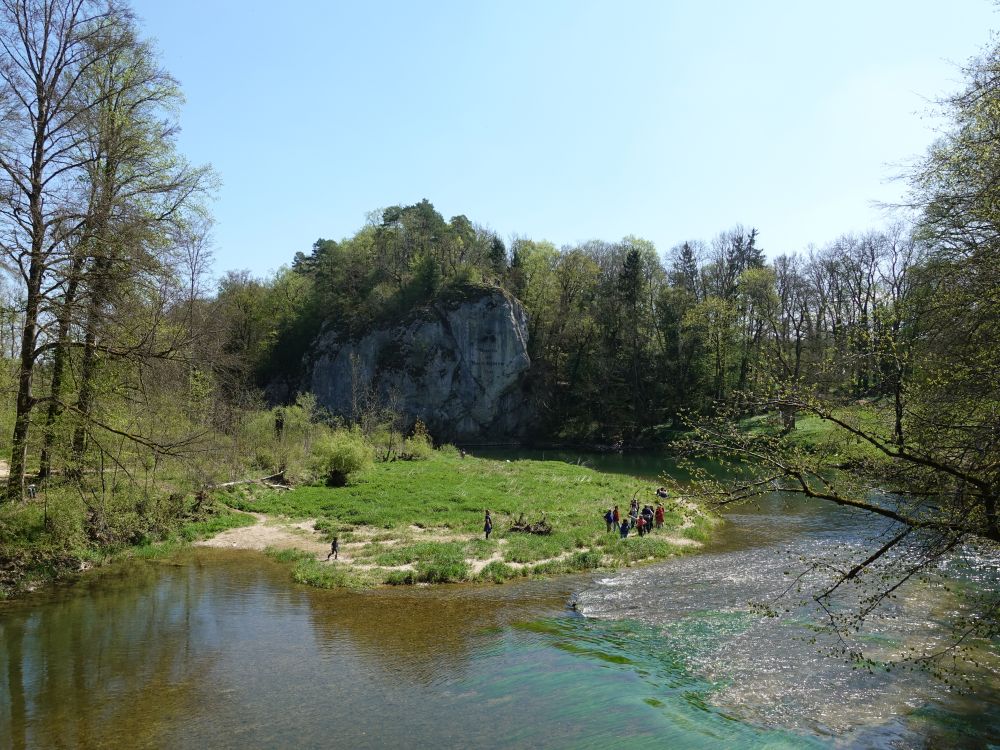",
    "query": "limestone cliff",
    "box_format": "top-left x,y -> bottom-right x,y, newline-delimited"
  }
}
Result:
304,288 -> 532,441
